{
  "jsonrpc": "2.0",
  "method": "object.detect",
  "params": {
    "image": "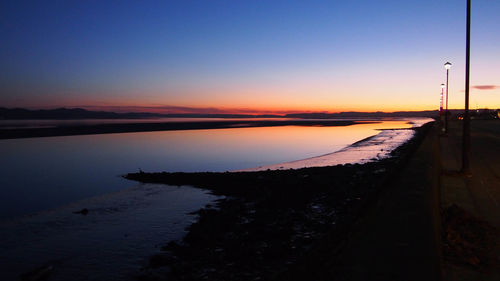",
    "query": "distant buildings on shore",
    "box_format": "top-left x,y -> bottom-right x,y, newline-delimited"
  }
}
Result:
455,109 -> 500,120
